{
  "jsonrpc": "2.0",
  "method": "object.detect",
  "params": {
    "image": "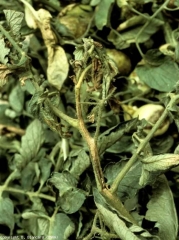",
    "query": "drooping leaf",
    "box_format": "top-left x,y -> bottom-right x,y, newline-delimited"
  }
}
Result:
94,0 -> 115,30
139,154 -> 179,186
34,8 -> 69,91
0,197 -> 14,235
3,10 -> 24,36
47,45 -> 69,91
146,175 -> 178,240
93,188 -> 155,240
69,149 -> 90,178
